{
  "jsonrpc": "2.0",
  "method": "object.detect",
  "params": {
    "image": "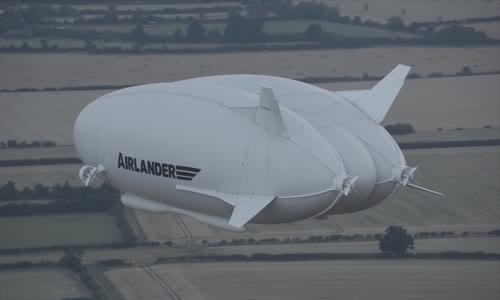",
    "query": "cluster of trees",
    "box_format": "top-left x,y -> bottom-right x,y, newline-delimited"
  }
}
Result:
248,0 -> 341,21
215,226 -> 415,258
0,181 -> 119,214
215,232 -> 383,247
156,251 -> 500,264
0,181 -> 115,201
398,139 -> 500,150
0,4 -> 242,33
0,157 -> 82,167
434,25 -> 489,44
1,0 -> 495,55
0,139 -> 56,148
384,123 -> 416,135
59,248 -> 107,300
0,239 -> 172,255
378,226 -> 414,257
125,13 -> 266,44
210,226 -> 491,248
